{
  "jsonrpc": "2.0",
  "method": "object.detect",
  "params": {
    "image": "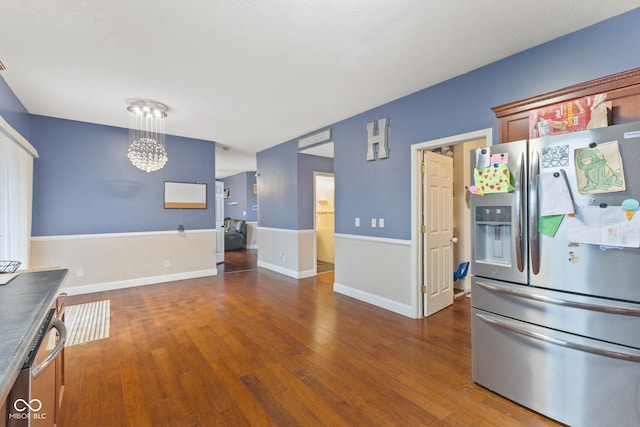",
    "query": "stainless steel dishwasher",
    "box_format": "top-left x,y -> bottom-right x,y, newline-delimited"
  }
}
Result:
6,309 -> 66,427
